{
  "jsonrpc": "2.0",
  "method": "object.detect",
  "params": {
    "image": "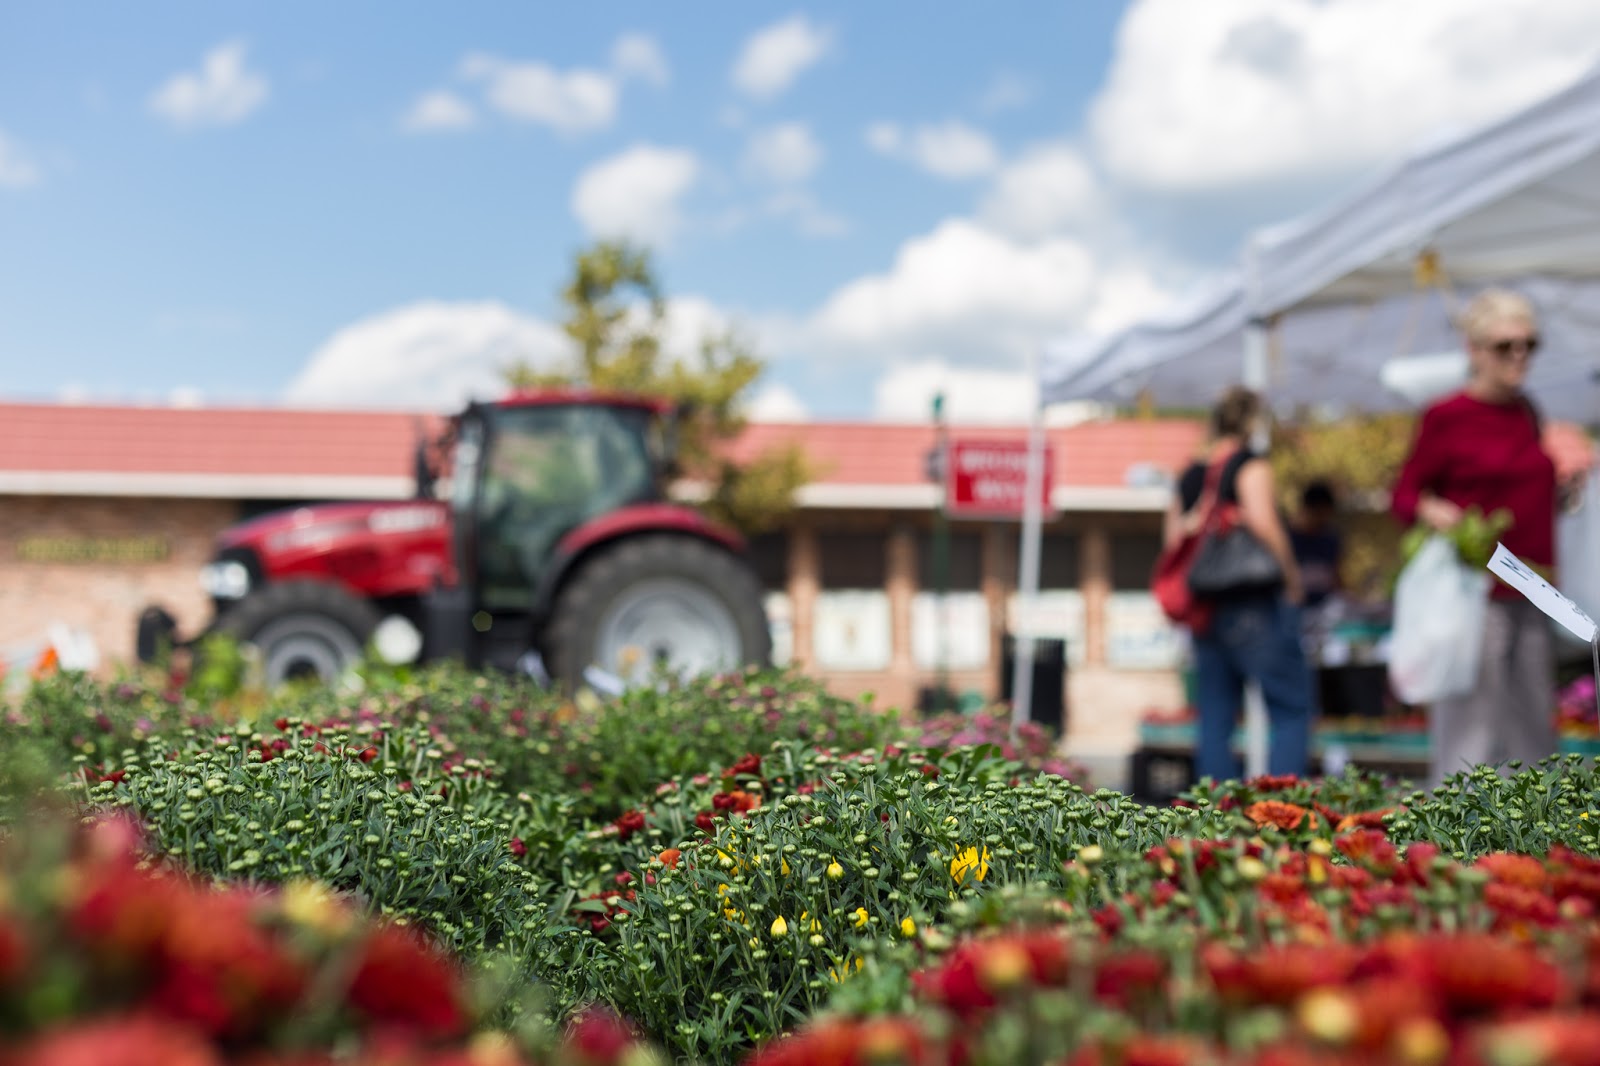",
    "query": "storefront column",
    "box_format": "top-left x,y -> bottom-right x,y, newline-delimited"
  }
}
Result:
788,524 -> 819,671
1082,525 -> 1111,667
982,523 -> 1012,700
886,524 -> 916,702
